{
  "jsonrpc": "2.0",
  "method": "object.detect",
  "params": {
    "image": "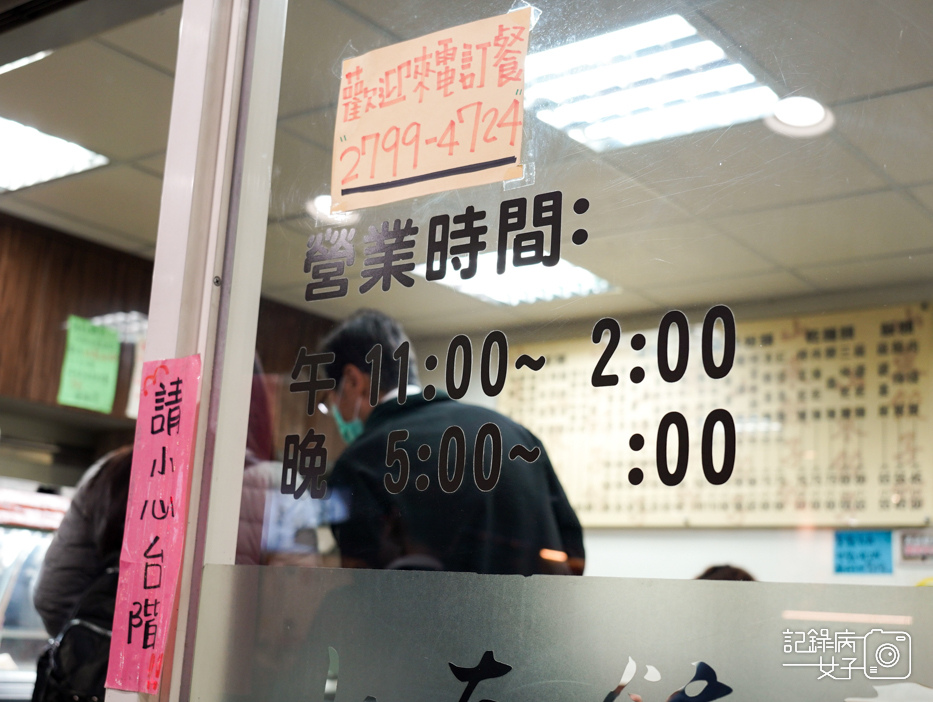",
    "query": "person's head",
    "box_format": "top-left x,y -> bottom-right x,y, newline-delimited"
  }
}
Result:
696,564 -> 756,581
319,310 -> 419,428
